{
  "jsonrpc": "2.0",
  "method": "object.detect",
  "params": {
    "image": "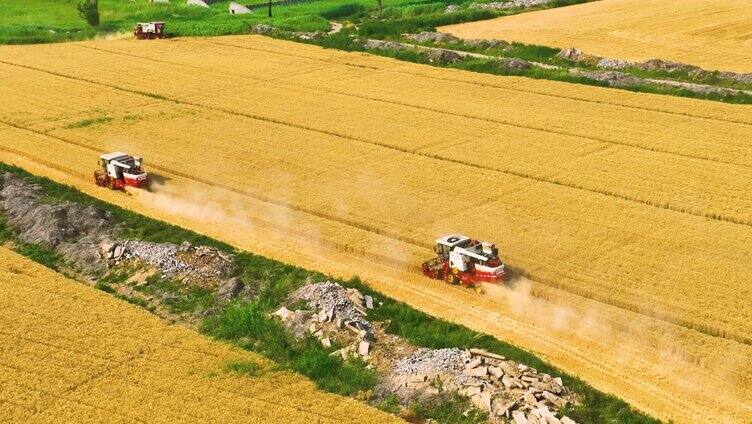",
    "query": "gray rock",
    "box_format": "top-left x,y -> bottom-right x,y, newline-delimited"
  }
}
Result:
364,39 -> 404,50
425,48 -> 462,64
444,4 -> 461,13
596,57 -> 632,70
405,31 -> 460,44
498,57 -> 533,72
290,281 -> 372,331
470,0 -> 550,10
637,58 -> 701,73
251,23 -> 273,34
0,173 -> 116,273
217,277 -> 244,301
